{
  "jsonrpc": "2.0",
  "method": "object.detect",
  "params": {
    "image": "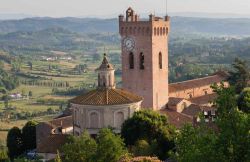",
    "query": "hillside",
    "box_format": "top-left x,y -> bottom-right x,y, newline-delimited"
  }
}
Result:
0,17 -> 250,36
